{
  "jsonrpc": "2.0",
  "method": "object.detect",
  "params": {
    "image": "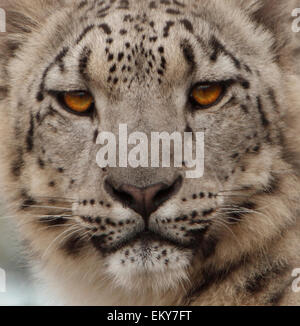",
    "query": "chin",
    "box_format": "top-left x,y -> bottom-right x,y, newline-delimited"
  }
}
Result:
104,239 -> 193,294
